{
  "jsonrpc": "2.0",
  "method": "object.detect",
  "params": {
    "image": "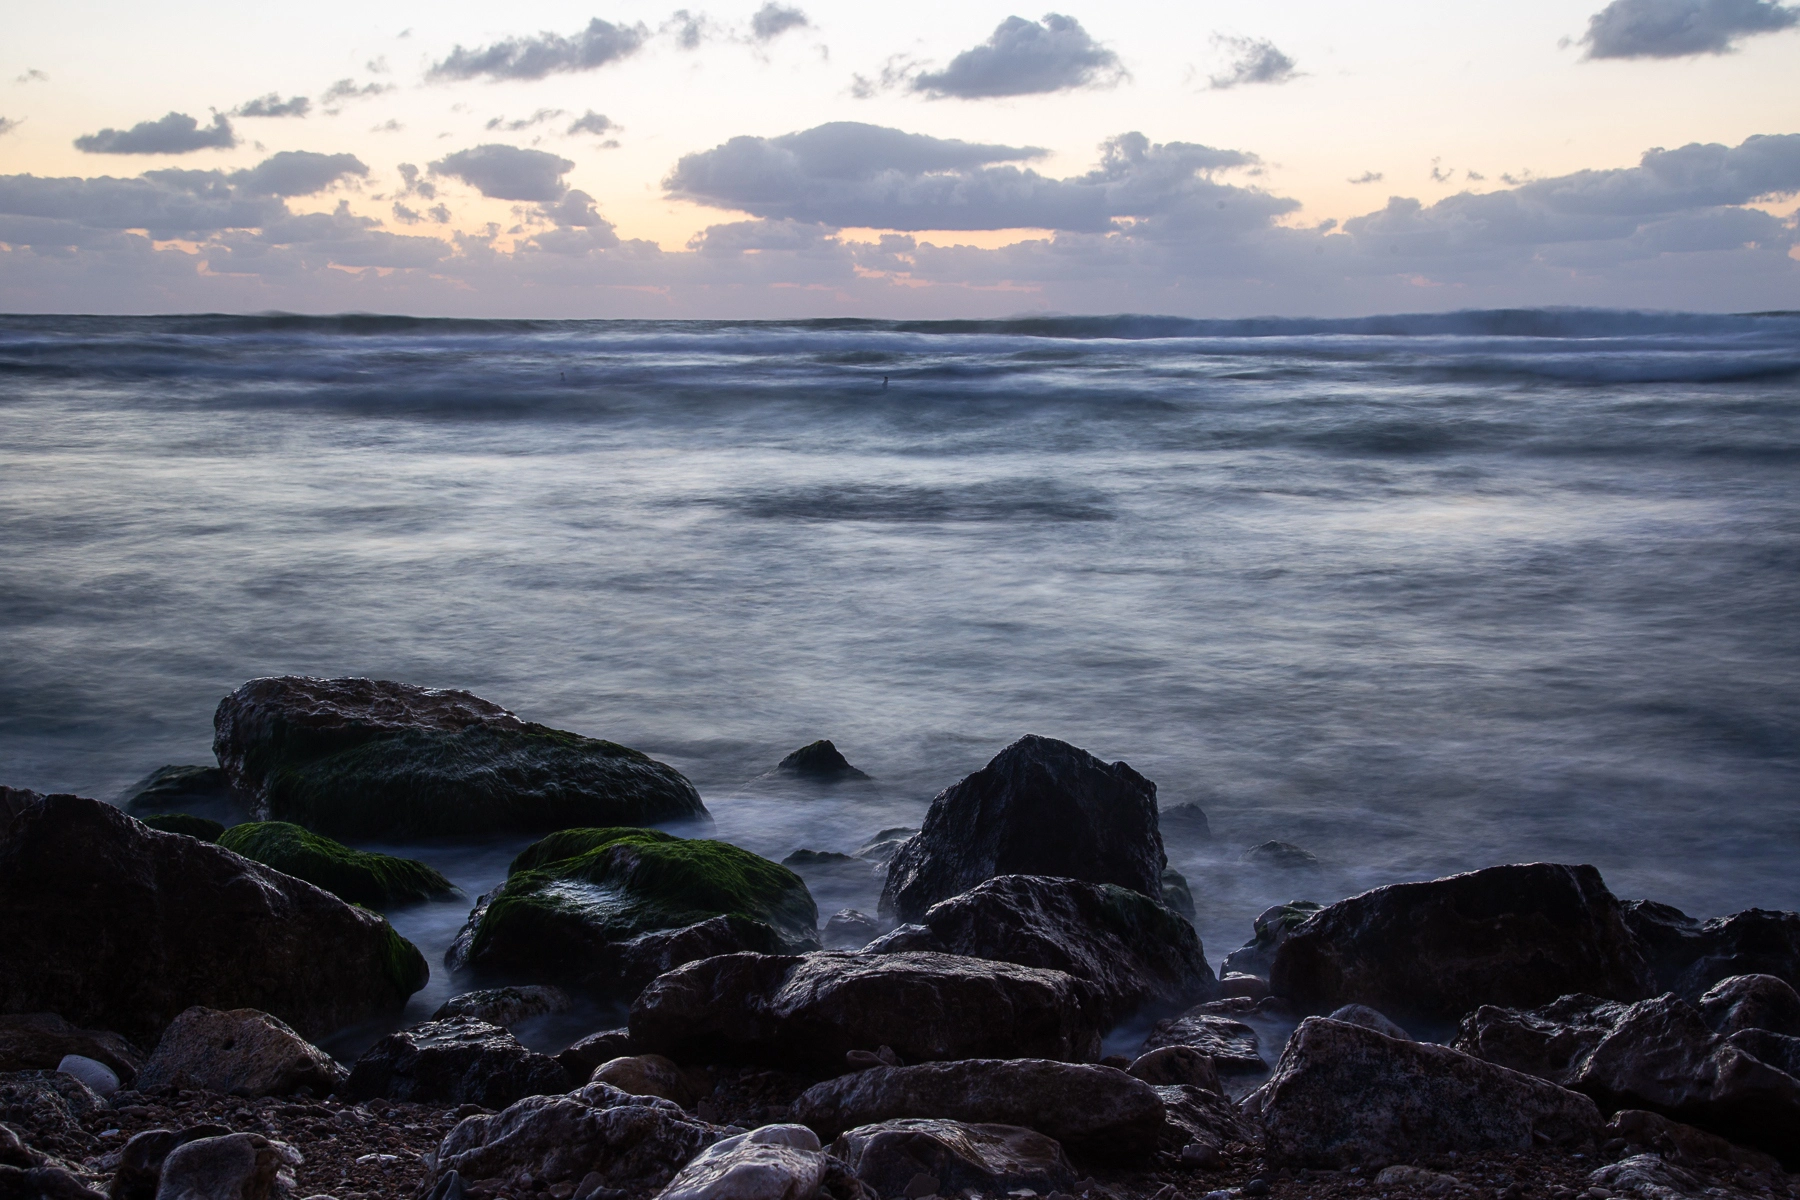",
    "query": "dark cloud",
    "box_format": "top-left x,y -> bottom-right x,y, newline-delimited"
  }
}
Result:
395,163 -> 437,200
428,18 -> 647,82
911,14 -> 1123,98
568,111 -> 617,137
1580,0 -> 1799,57
321,79 -> 393,111
688,217 -> 836,254
231,151 -> 367,197
74,111 -> 237,155
235,93 -> 311,118
751,3 -> 809,40
430,144 -> 574,201
1208,35 -> 1297,89
527,189 -> 622,254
